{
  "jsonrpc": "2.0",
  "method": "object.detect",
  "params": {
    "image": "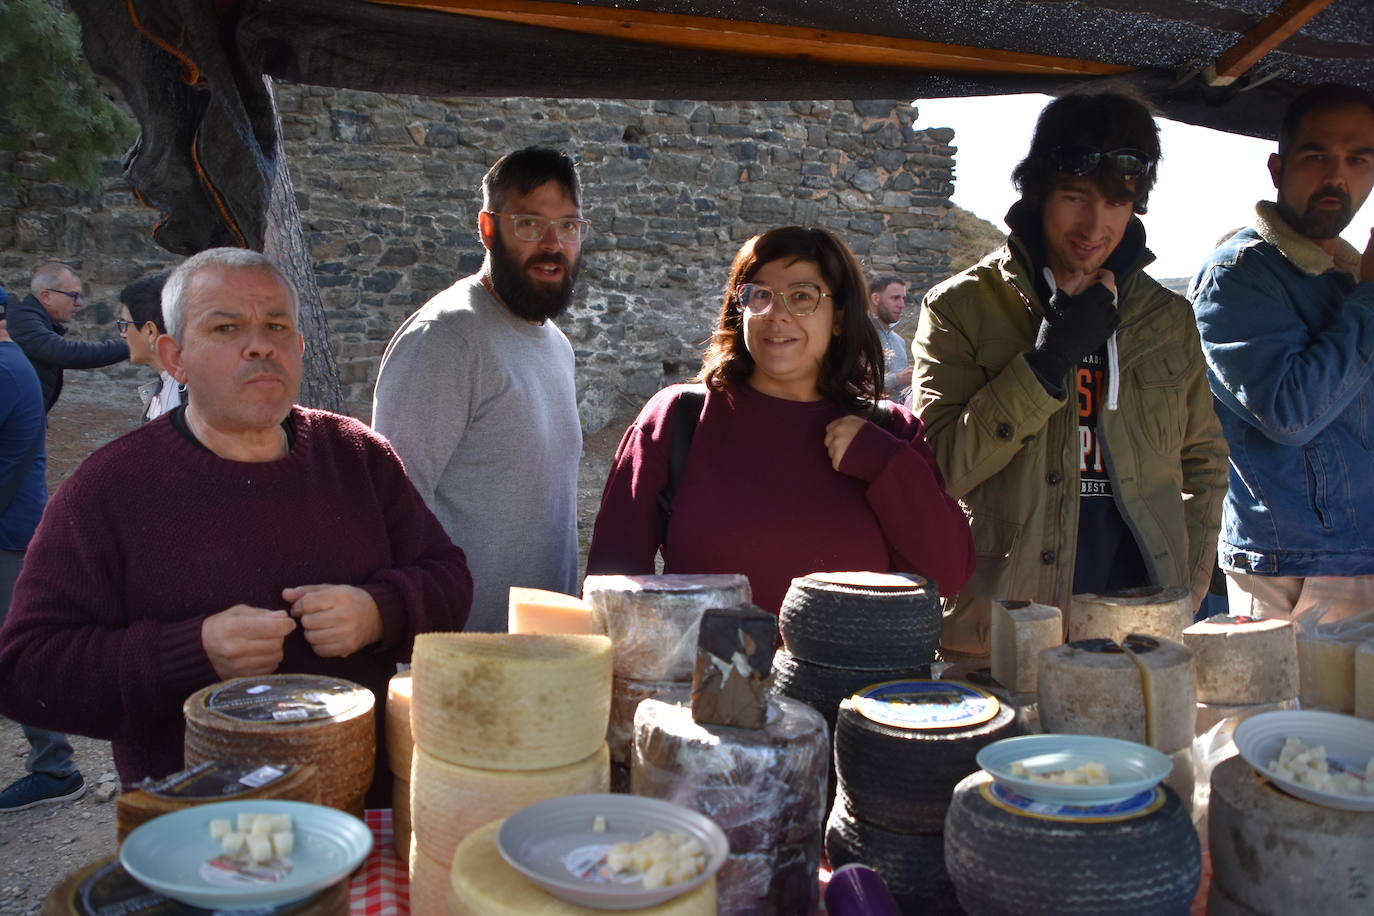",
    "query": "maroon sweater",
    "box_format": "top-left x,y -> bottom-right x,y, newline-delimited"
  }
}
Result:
0,408 -> 471,789
587,384 -> 974,614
